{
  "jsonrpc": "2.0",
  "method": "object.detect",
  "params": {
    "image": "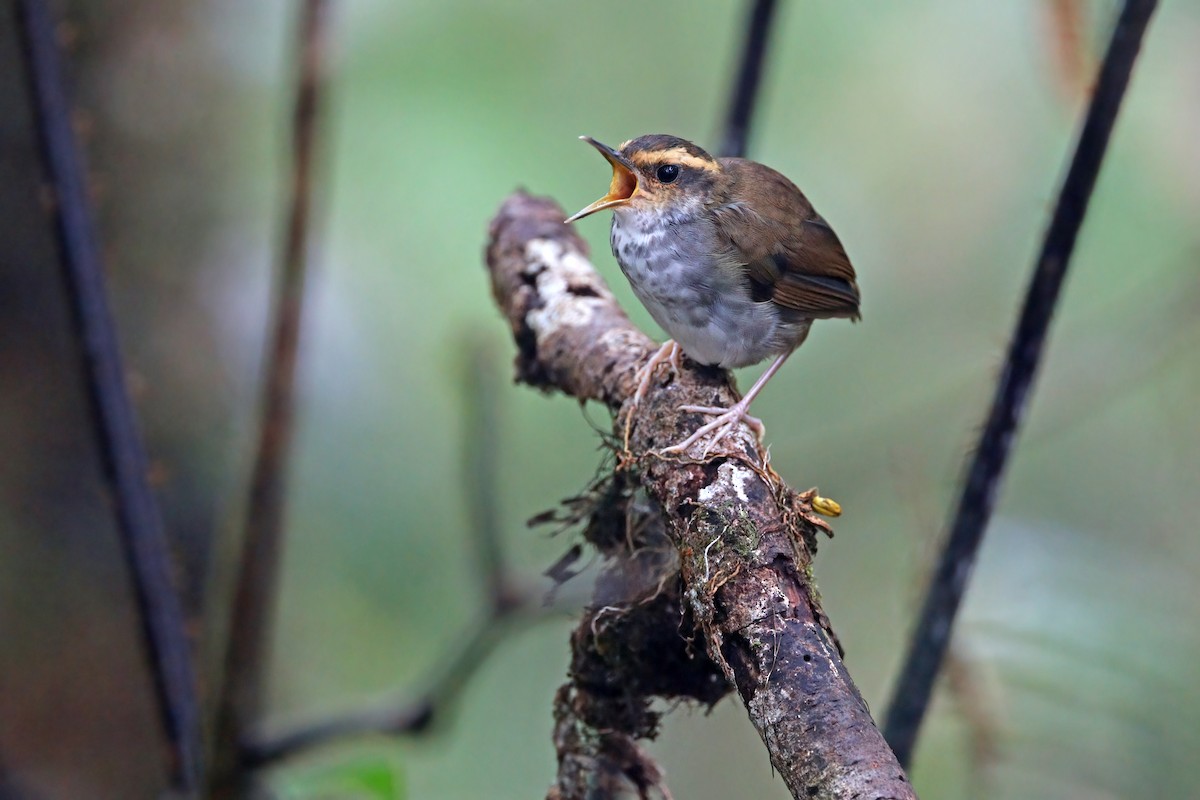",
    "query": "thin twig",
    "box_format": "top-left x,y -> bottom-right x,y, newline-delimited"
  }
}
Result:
239,336 -> 584,767
882,0 -> 1159,768
210,0 -> 333,792
238,594 -> 568,768
13,0 -> 204,793
719,0 -> 779,158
